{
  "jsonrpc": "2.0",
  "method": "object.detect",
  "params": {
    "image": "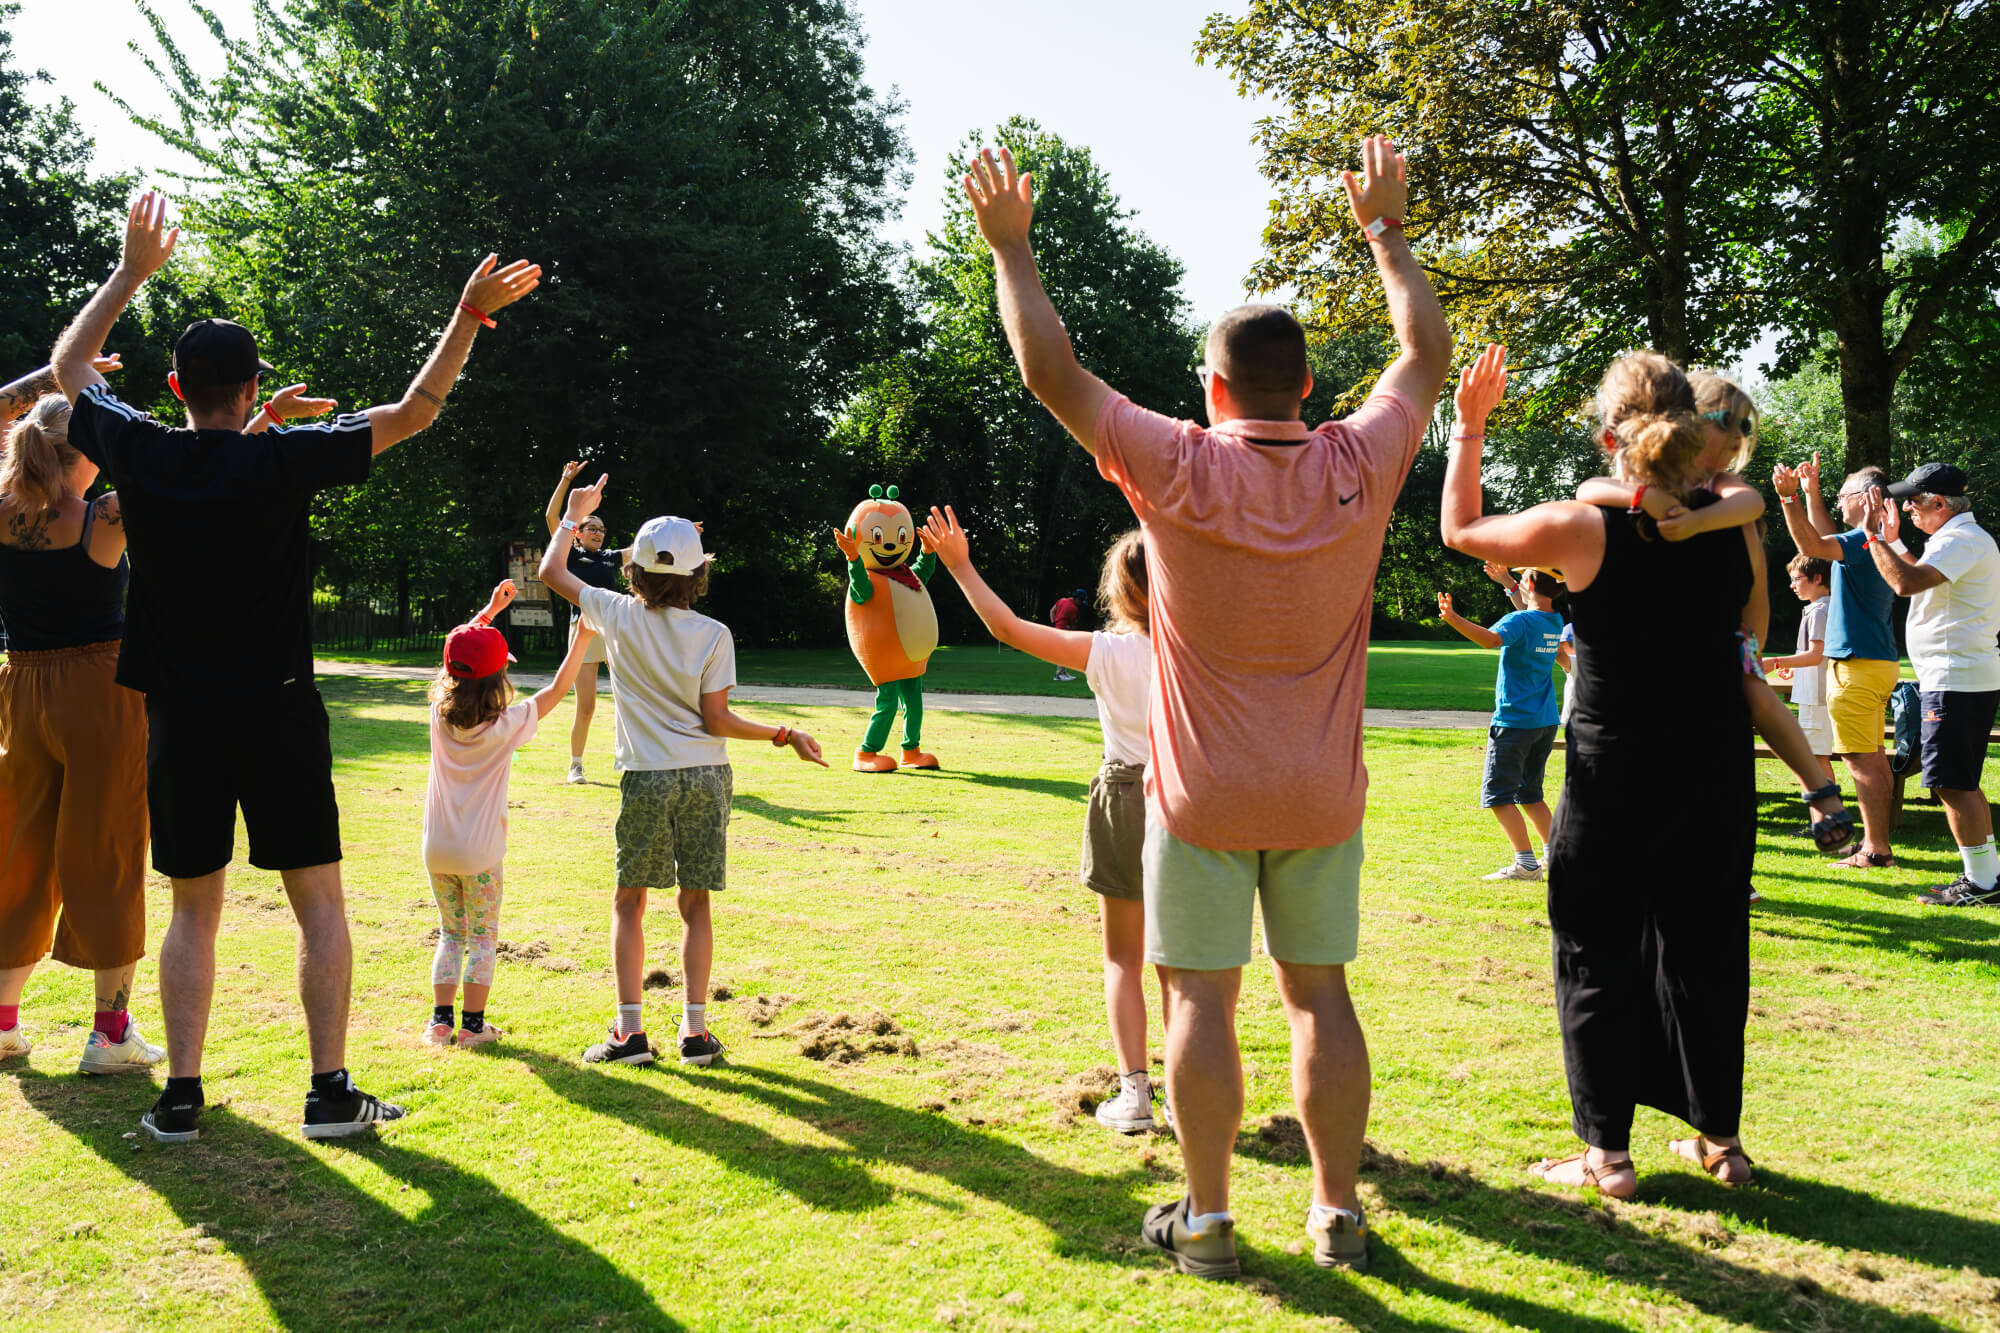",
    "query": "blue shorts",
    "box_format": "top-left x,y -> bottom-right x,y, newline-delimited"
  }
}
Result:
1919,690 -> 1999,792
1482,725 -> 1557,808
